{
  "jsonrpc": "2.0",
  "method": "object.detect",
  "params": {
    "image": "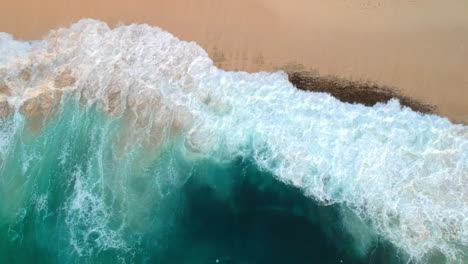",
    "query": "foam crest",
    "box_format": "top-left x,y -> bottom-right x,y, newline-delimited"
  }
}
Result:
0,19 -> 466,262
0,33 -> 31,65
